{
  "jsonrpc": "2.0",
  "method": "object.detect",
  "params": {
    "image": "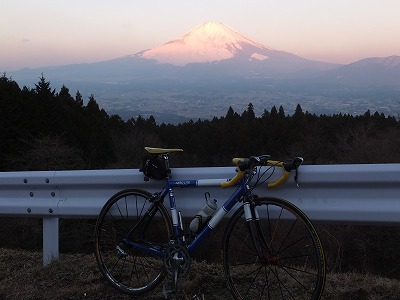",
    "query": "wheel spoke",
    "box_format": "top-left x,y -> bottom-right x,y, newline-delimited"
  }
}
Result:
94,189 -> 171,295
223,197 -> 326,299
